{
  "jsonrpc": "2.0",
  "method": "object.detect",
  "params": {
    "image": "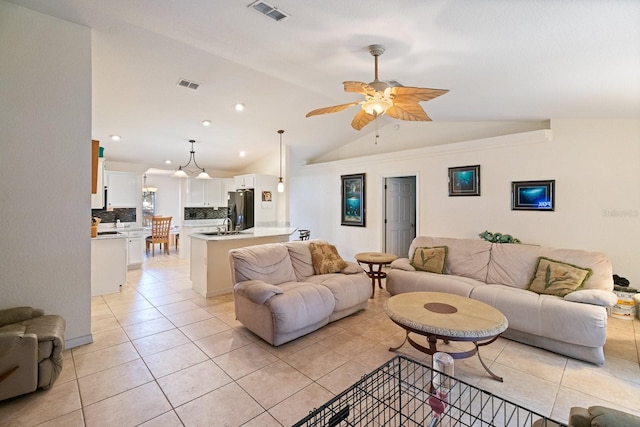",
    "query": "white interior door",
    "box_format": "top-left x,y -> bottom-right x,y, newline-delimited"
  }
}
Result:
384,177 -> 416,258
